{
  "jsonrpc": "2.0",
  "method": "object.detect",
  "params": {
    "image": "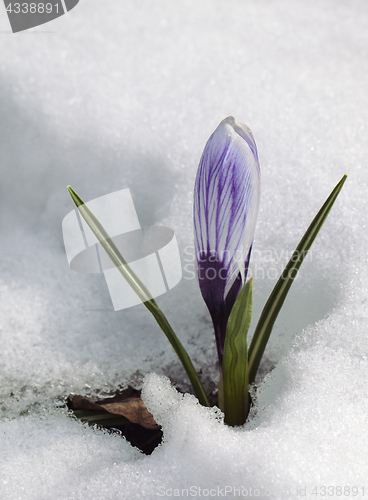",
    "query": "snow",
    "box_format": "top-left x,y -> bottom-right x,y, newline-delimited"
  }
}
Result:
0,0 -> 368,498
